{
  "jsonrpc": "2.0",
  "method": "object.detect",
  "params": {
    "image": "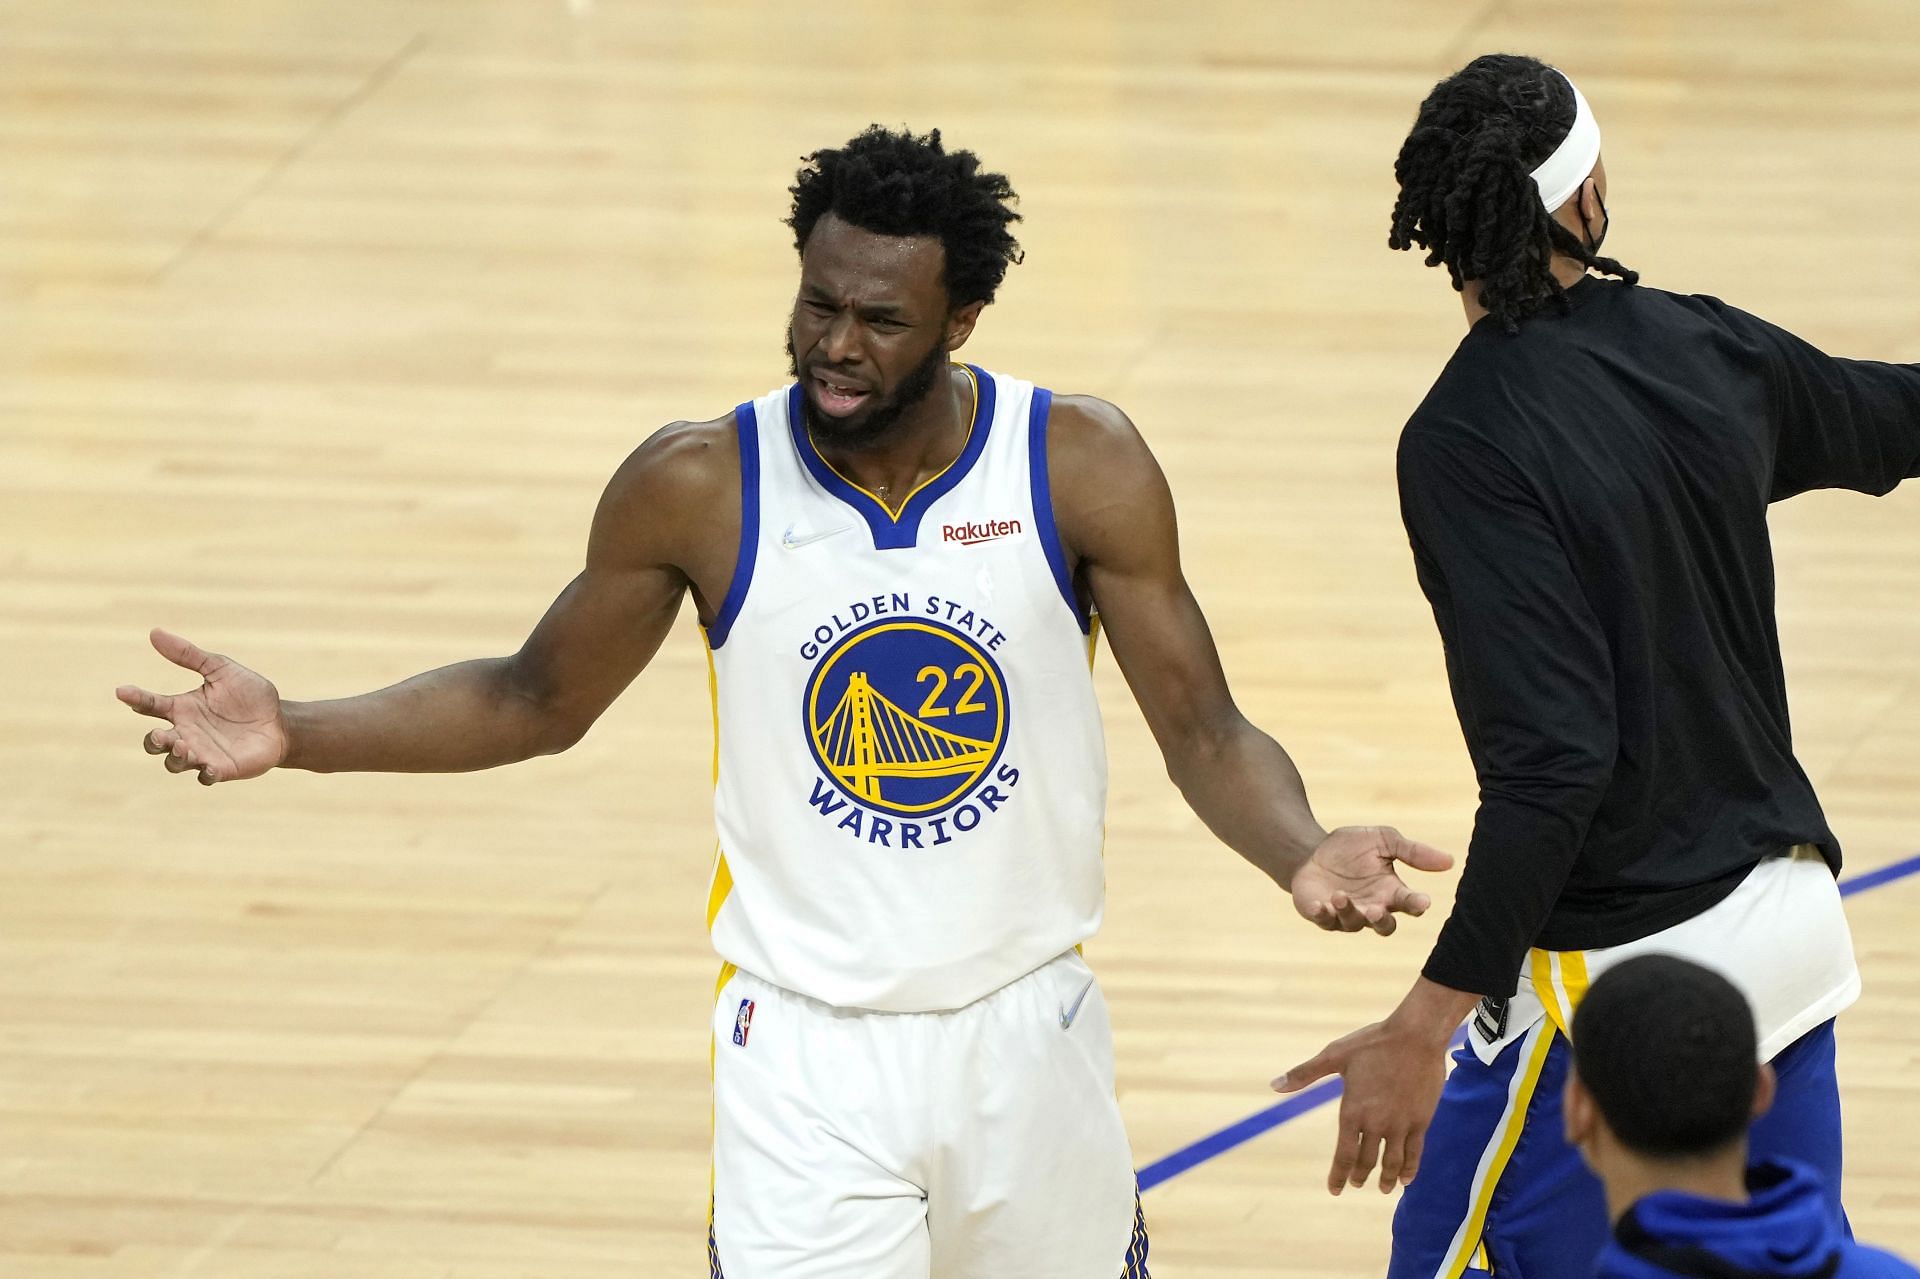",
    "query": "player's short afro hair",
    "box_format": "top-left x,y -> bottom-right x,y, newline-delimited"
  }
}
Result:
1572,955 -> 1759,1159
787,125 -> 1023,309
